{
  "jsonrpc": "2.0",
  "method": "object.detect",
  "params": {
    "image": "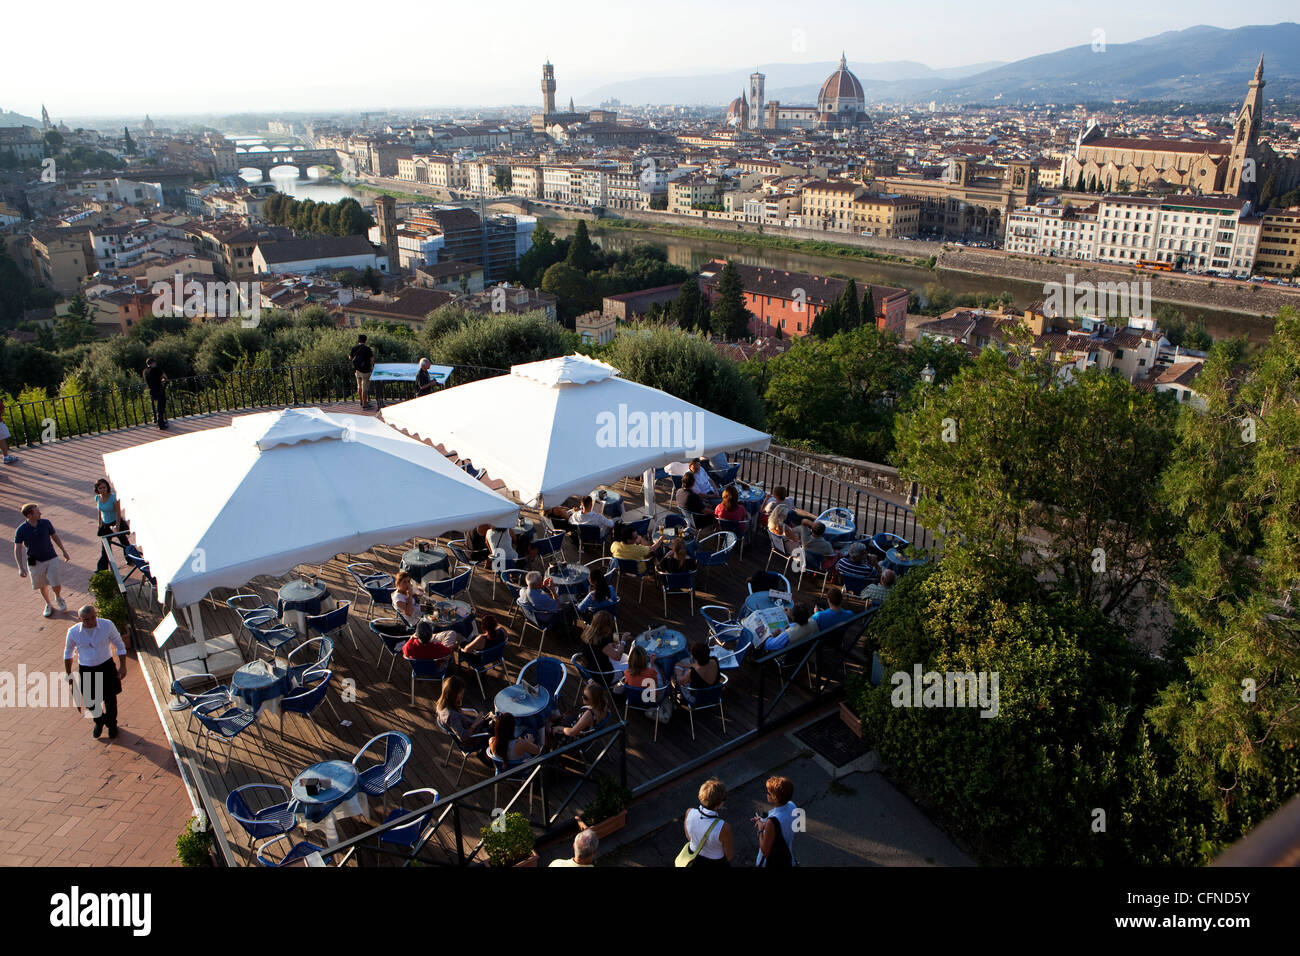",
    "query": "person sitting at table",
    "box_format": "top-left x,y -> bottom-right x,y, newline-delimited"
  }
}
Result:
391,571 -> 425,627
673,640 -> 721,704
519,569 -> 561,615
861,569 -> 896,608
620,644 -> 660,699
658,537 -> 697,575
459,612 -> 508,655
795,520 -> 835,563
762,486 -> 814,526
749,569 -> 791,595
569,495 -> 614,536
763,603 -> 816,653
610,522 -> 665,573
687,458 -> 721,501
487,524 -> 529,570
579,610 -> 626,676
576,566 -> 615,620
403,619 -> 452,661
468,524 -> 493,562
713,485 -> 749,525
549,683 -> 613,745
486,711 -> 540,765
436,675 -> 487,743
674,472 -> 715,529
812,587 -> 856,632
